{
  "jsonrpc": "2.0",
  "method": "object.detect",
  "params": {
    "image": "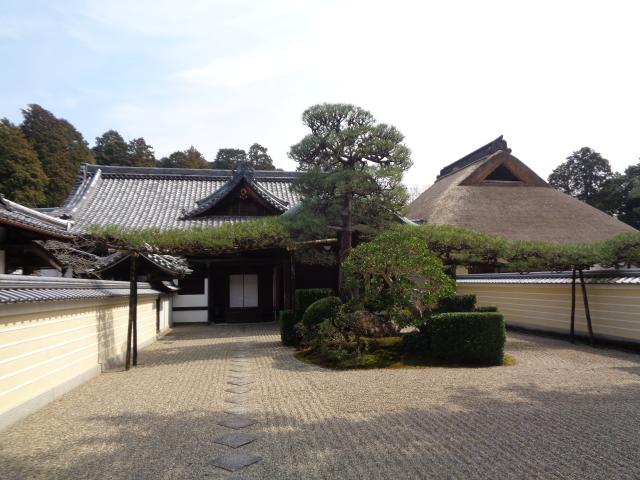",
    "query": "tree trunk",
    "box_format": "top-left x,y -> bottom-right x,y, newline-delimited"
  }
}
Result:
570,267 -> 576,343
338,191 -> 353,299
578,268 -> 594,346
